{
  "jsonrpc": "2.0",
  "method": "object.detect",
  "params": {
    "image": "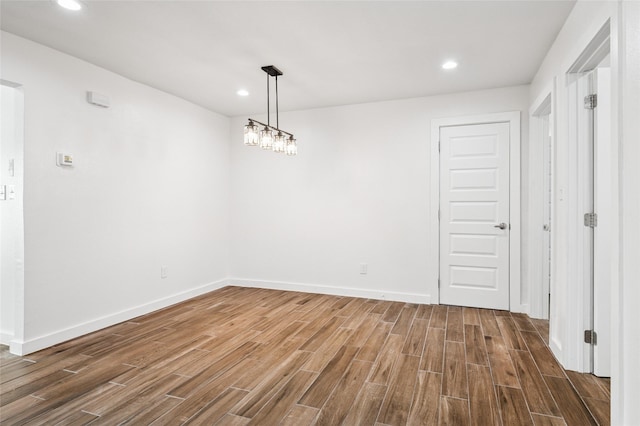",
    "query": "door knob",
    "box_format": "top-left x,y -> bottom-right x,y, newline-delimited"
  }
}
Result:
494,223 -> 507,230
